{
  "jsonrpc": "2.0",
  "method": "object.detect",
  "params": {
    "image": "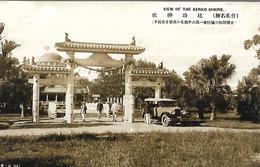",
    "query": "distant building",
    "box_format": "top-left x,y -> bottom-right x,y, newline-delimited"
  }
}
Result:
26,52 -> 88,107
